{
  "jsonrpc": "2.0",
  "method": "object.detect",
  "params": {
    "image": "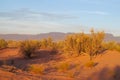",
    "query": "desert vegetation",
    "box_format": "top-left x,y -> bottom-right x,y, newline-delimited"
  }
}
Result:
62,29 -> 105,60
56,62 -> 70,72
0,39 -> 7,49
0,29 -> 120,61
0,29 -> 120,80
17,29 -> 105,60
19,40 -> 40,58
28,64 -> 46,74
102,41 -> 120,52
